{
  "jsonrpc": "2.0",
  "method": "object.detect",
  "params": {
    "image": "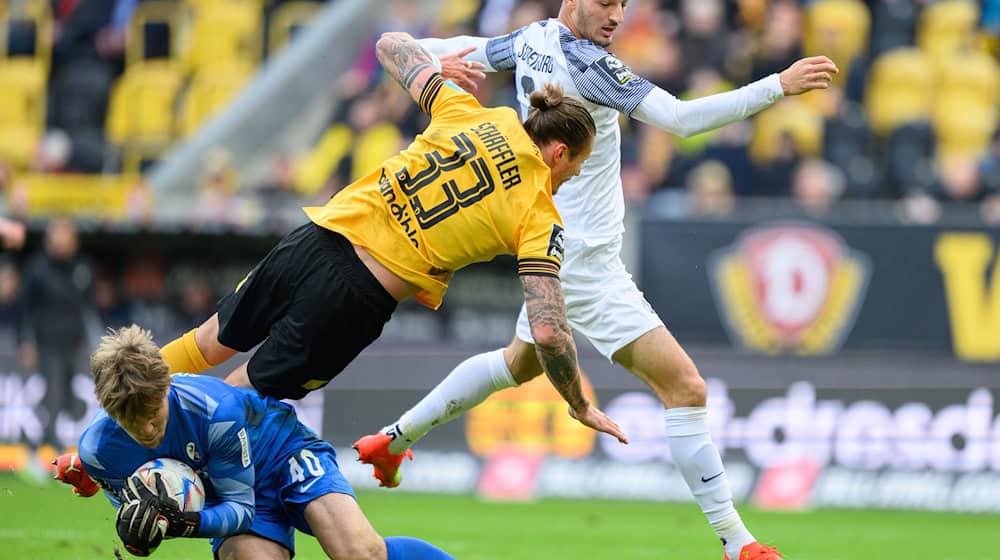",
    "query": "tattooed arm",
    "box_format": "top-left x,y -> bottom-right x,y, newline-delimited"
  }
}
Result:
521,274 -> 587,411
375,32 -> 440,105
521,274 -> 629,443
